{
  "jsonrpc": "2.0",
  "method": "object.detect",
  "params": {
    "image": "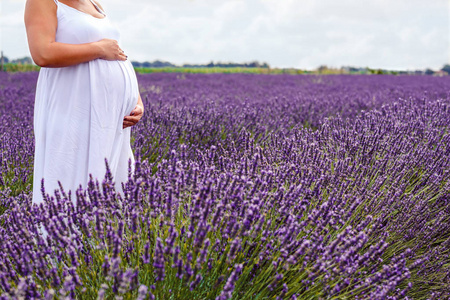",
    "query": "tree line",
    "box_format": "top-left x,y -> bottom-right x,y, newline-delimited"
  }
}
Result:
131,60 -> 270,69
